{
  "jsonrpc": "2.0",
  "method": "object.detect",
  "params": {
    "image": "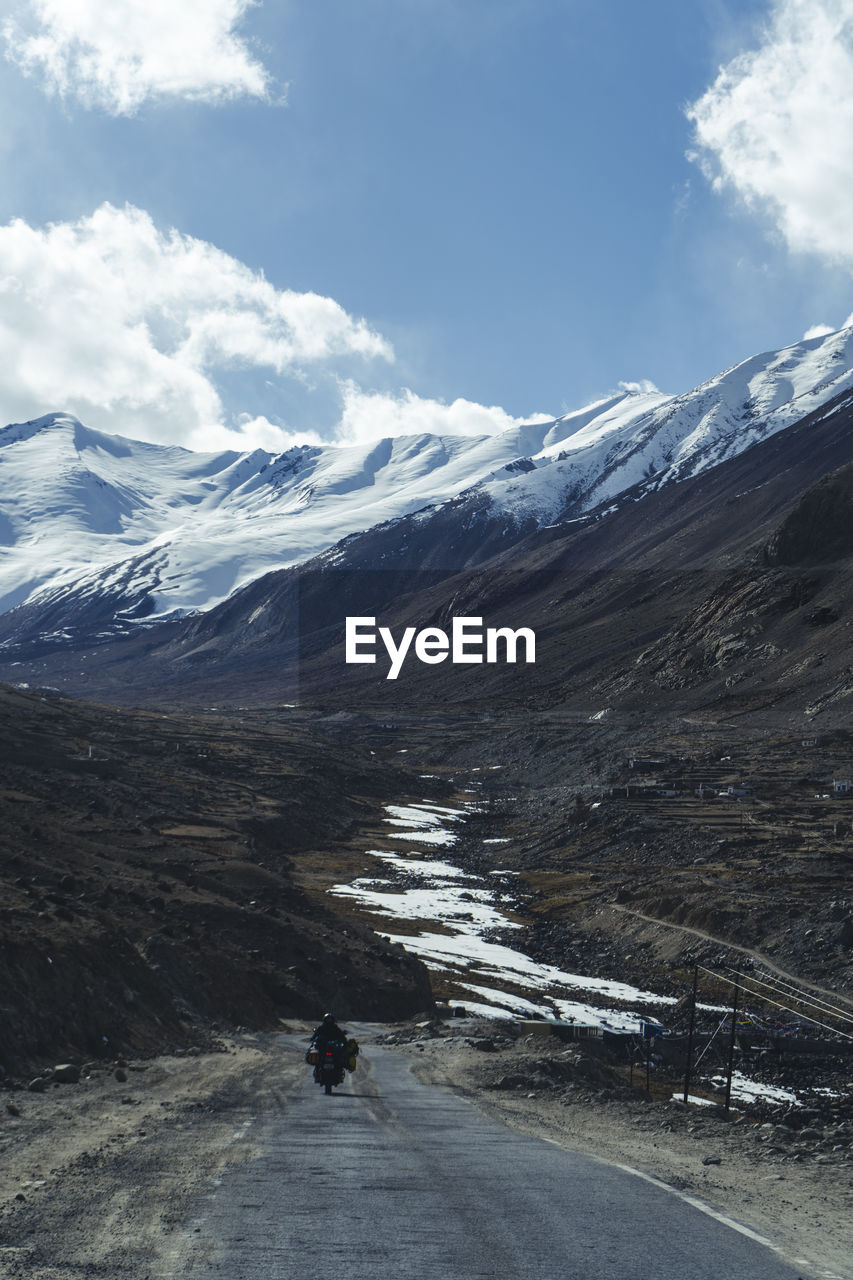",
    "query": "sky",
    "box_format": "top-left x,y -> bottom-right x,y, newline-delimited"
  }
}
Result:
0,0 -> 852,453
